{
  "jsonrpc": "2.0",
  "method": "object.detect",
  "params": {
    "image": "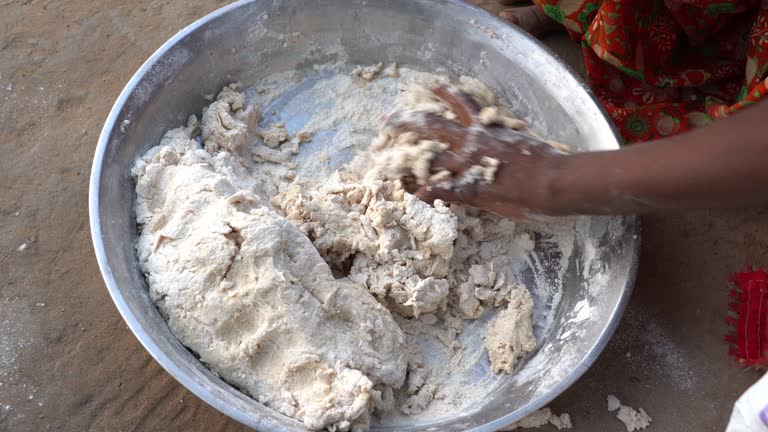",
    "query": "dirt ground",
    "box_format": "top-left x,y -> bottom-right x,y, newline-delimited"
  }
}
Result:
0,1 -> 765,431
